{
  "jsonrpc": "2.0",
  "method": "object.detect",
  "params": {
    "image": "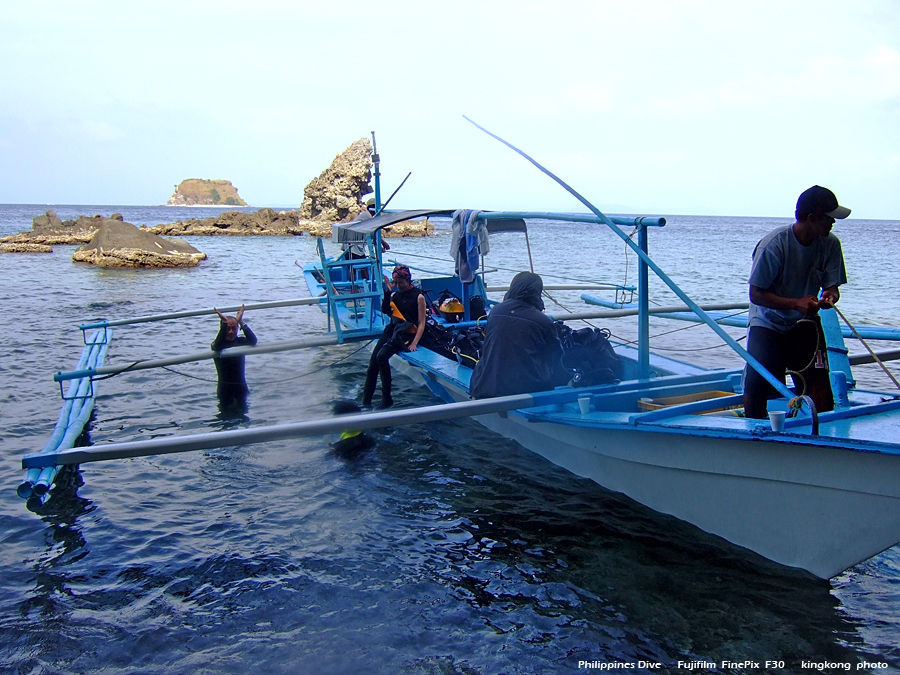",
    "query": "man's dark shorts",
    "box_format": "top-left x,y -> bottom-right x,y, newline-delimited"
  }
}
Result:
744,317 -> 830,406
